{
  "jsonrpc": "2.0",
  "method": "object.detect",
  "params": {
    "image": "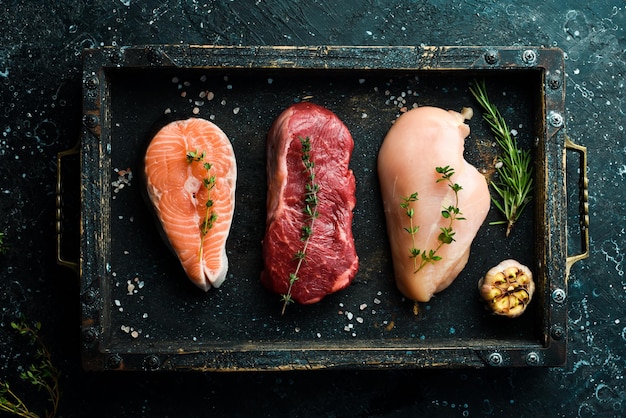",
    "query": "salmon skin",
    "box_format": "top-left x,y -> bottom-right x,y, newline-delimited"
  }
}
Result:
261,102 -> 359,306
144,118 -> 237,291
